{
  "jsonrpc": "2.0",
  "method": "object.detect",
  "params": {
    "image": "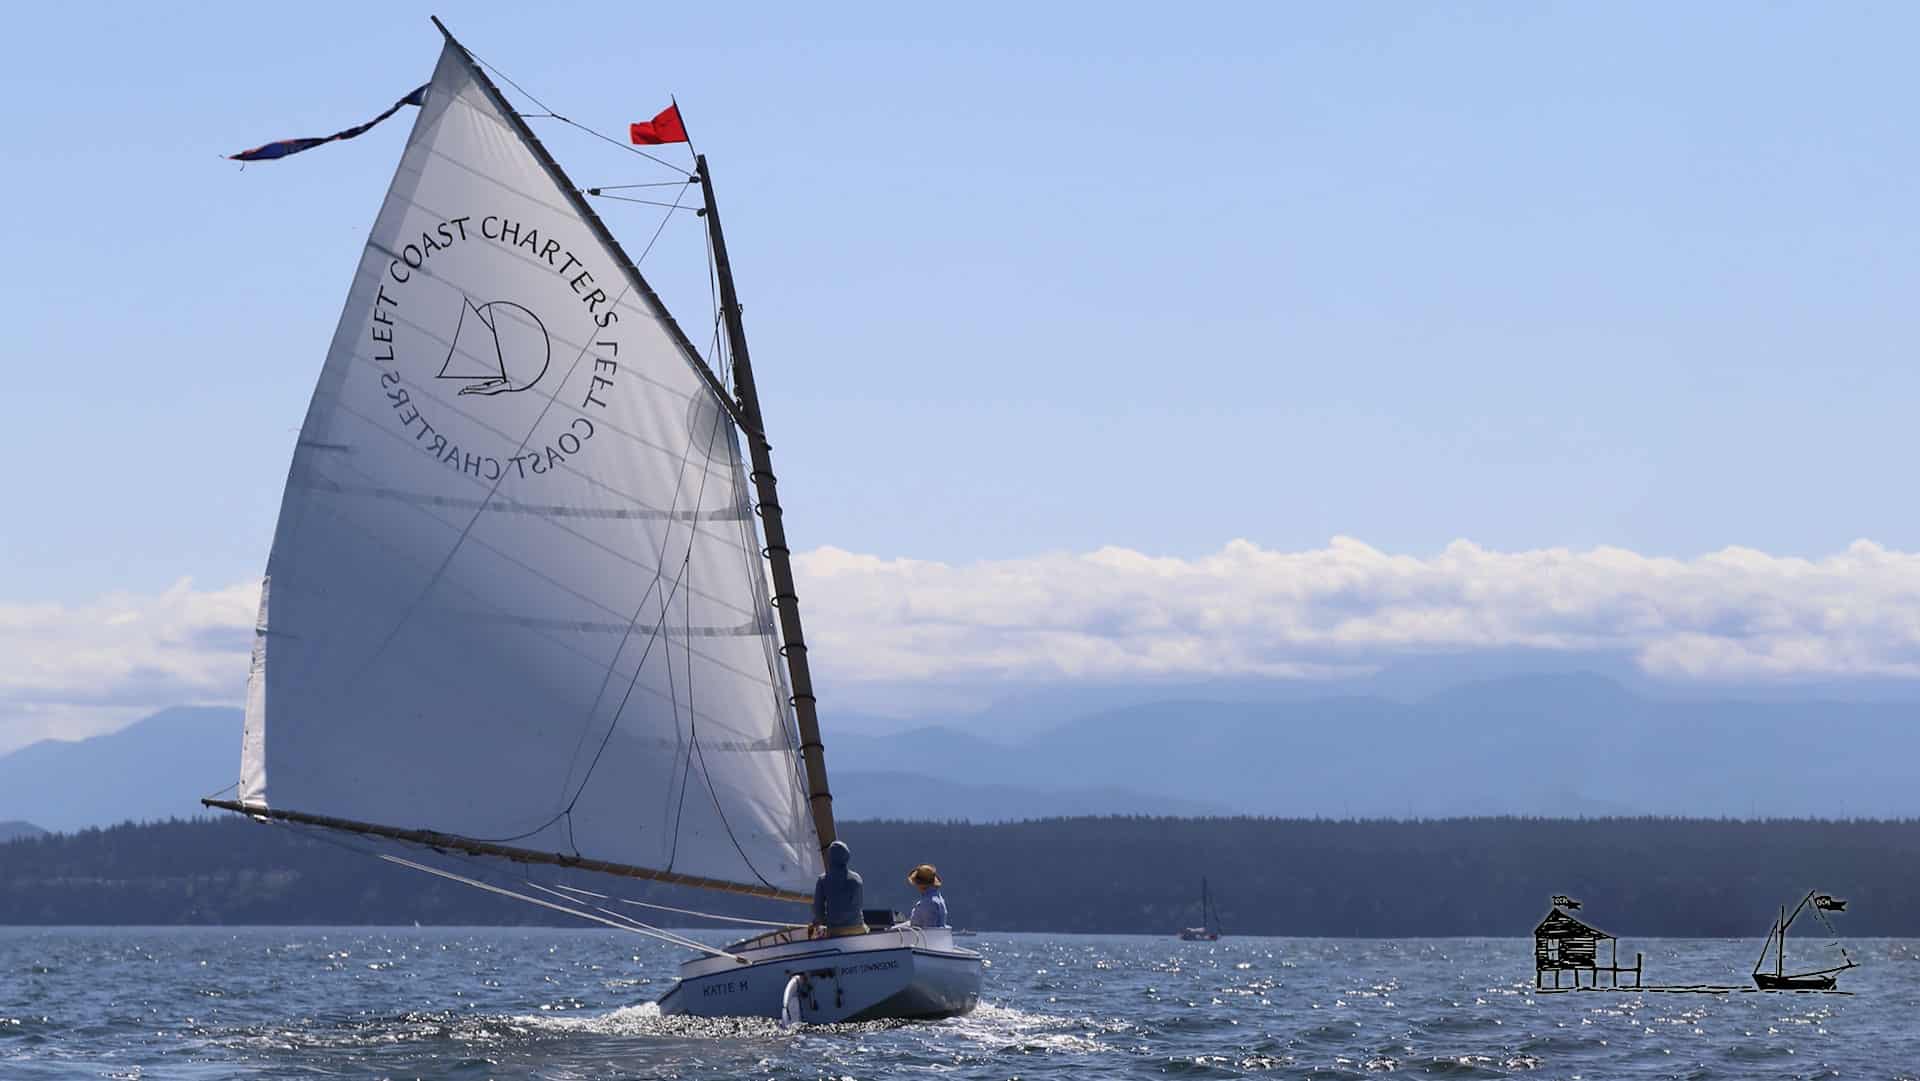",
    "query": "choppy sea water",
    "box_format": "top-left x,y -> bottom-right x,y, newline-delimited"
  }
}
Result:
4,928 -> 1917,1079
